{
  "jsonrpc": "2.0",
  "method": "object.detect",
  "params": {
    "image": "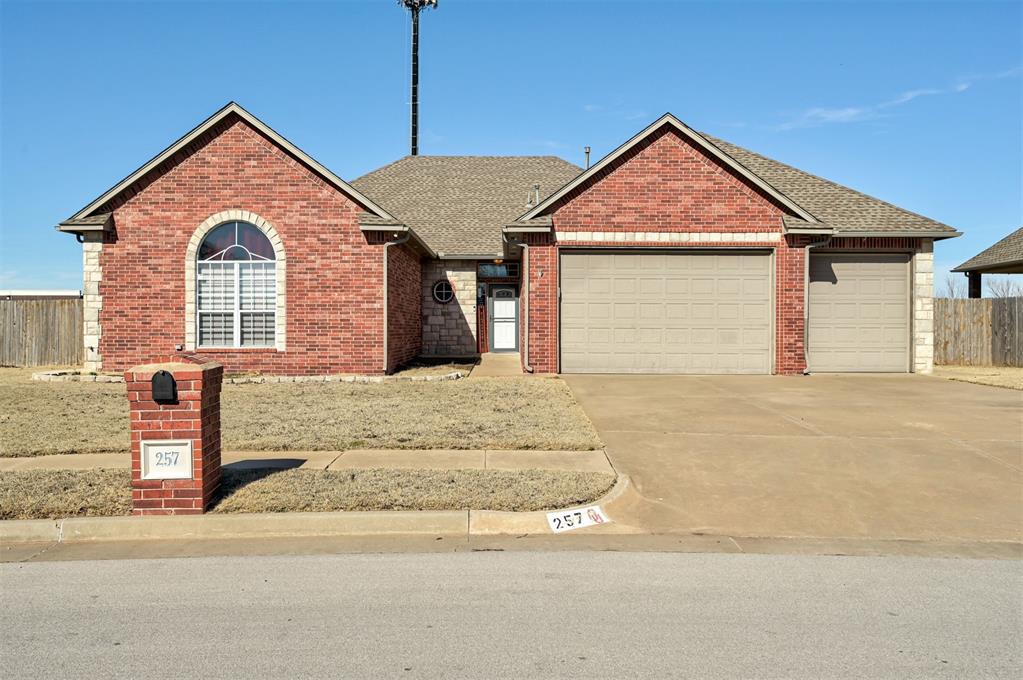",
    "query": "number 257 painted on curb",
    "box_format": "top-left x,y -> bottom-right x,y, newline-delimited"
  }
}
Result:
546,506 -> 611,533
